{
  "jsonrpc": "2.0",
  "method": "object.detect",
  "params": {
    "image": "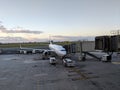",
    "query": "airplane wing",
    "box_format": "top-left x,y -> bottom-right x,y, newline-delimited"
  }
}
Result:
19,45 -> 54,54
